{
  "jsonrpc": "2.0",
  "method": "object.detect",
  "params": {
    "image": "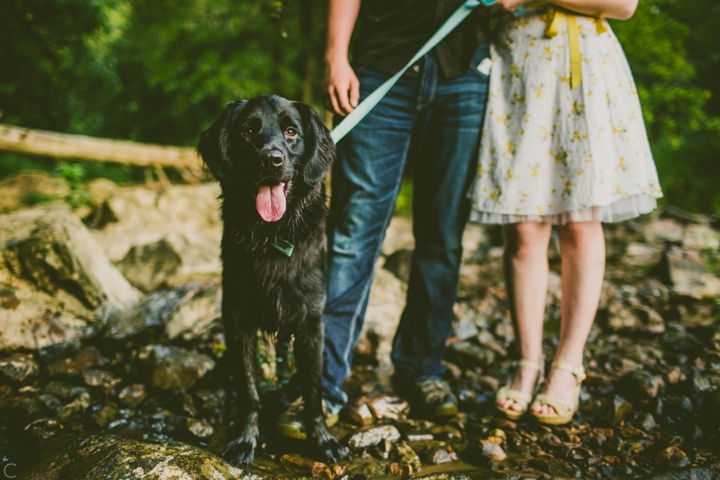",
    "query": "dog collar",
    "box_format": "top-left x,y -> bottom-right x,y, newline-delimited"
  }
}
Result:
271,240 -> 294,257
